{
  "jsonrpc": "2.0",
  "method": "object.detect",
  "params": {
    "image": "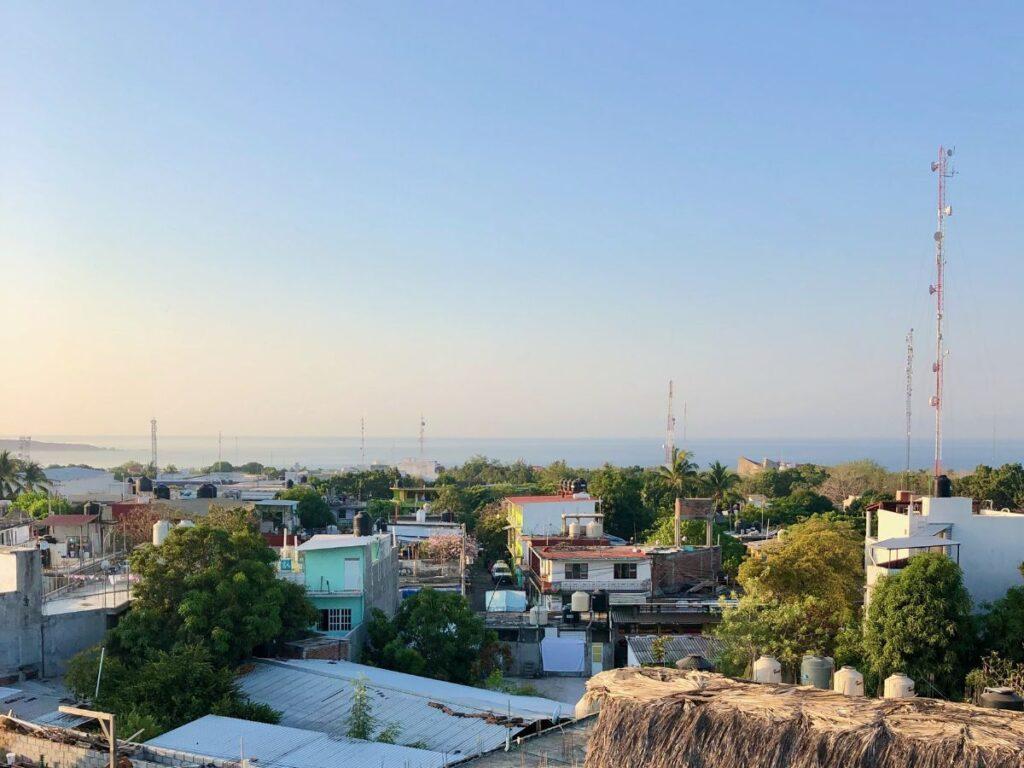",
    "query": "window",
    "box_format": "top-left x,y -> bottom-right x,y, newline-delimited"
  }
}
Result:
614,563 -> 637,579
318,608 -> 353,632
565,563 -> 588,580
